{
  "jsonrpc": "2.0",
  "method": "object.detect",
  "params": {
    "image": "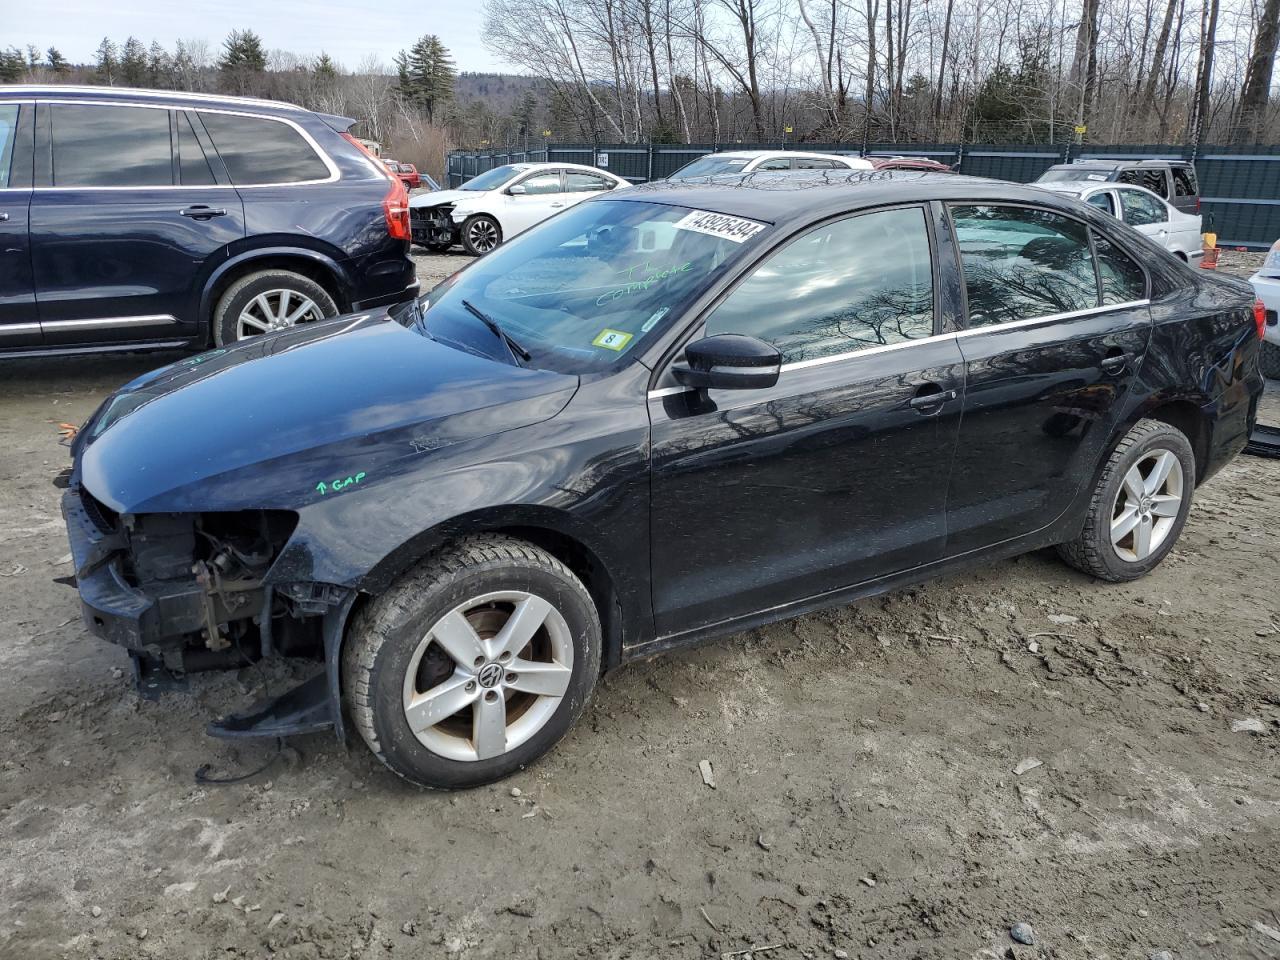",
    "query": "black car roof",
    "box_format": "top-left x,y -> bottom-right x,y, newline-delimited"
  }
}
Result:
0,84 -> 346,125
606,170 -> 1086,226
